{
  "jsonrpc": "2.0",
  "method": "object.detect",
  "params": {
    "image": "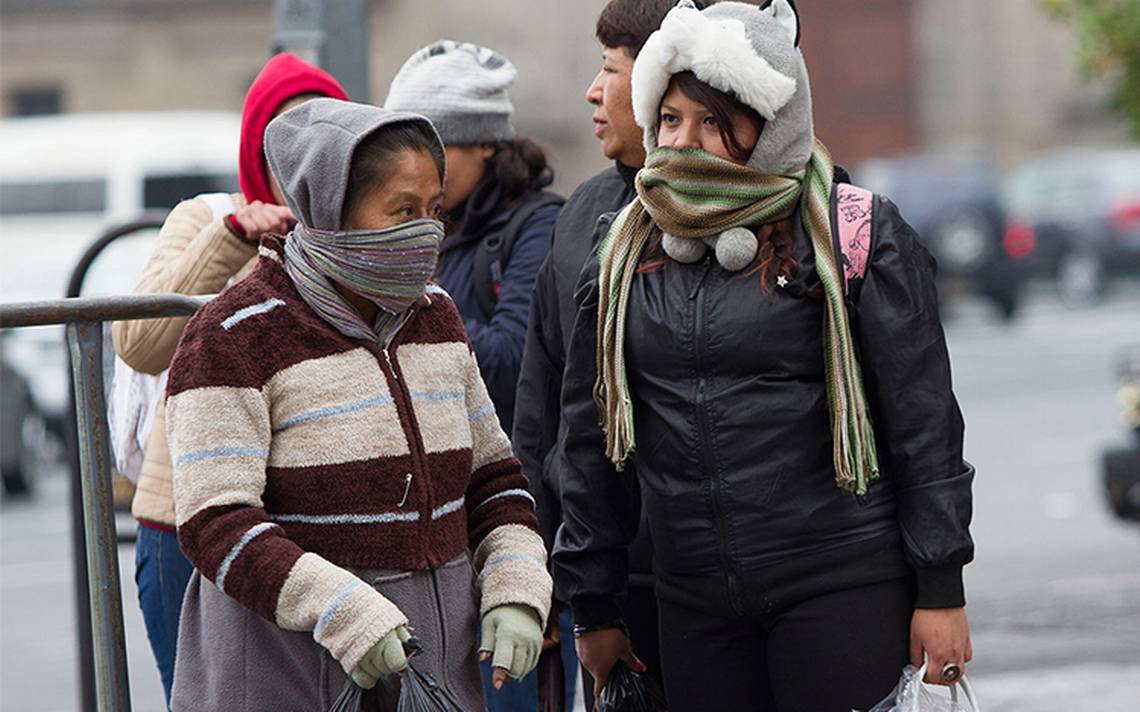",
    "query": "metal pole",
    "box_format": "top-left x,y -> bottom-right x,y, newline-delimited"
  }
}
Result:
67,321 -> 132,712
272,0 -> 370,102
60,214 -> 167,712
320,0 -> 370,102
